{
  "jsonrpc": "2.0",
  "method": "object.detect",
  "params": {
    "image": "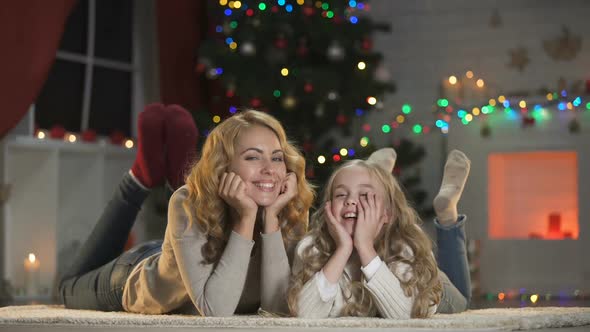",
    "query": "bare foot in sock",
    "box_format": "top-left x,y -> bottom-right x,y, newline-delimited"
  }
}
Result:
130,103 -> 167,188
433,150 -> 470,226
165,105 -> 199,190
368,148 -> 397,173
